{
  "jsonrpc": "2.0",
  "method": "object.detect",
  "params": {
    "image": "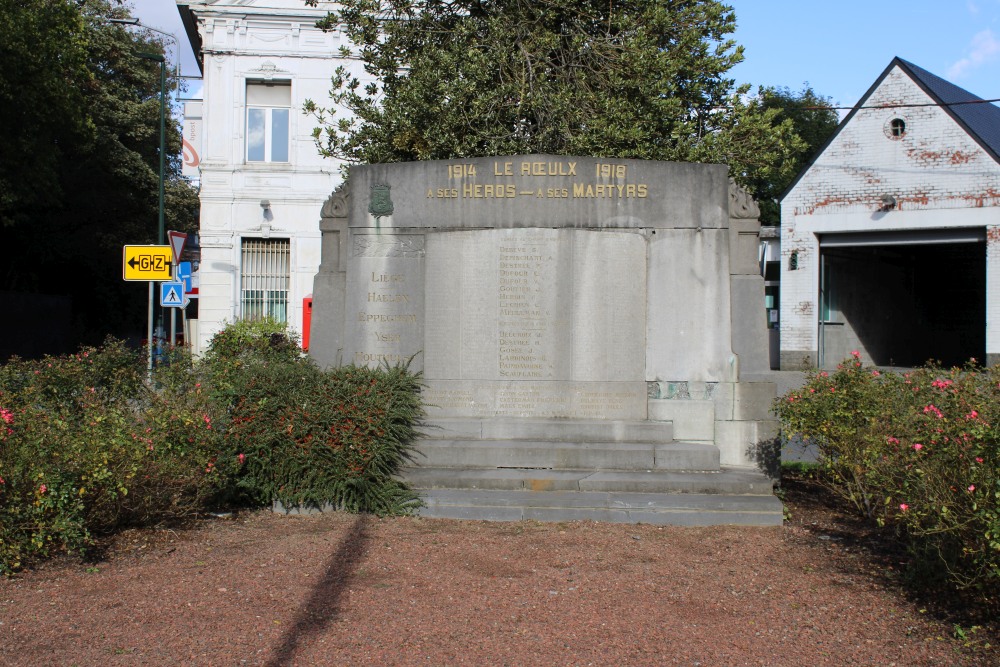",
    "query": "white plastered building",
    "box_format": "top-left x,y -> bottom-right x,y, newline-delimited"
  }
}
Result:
780,58 -> 1000,370
177,0 -> 365,354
